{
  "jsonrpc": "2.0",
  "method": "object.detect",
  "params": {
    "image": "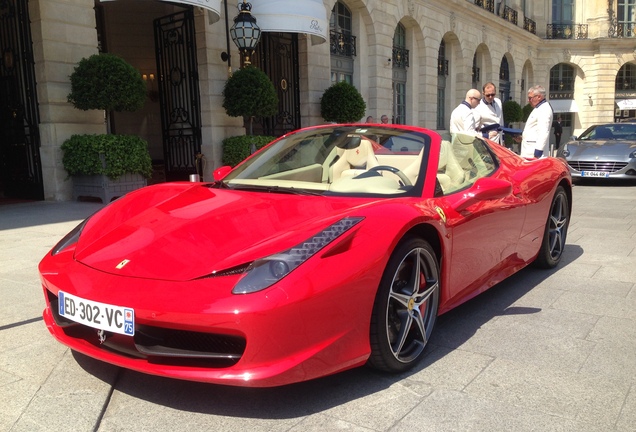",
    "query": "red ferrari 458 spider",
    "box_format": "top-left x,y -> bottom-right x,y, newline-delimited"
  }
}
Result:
40,124 -> 572,387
